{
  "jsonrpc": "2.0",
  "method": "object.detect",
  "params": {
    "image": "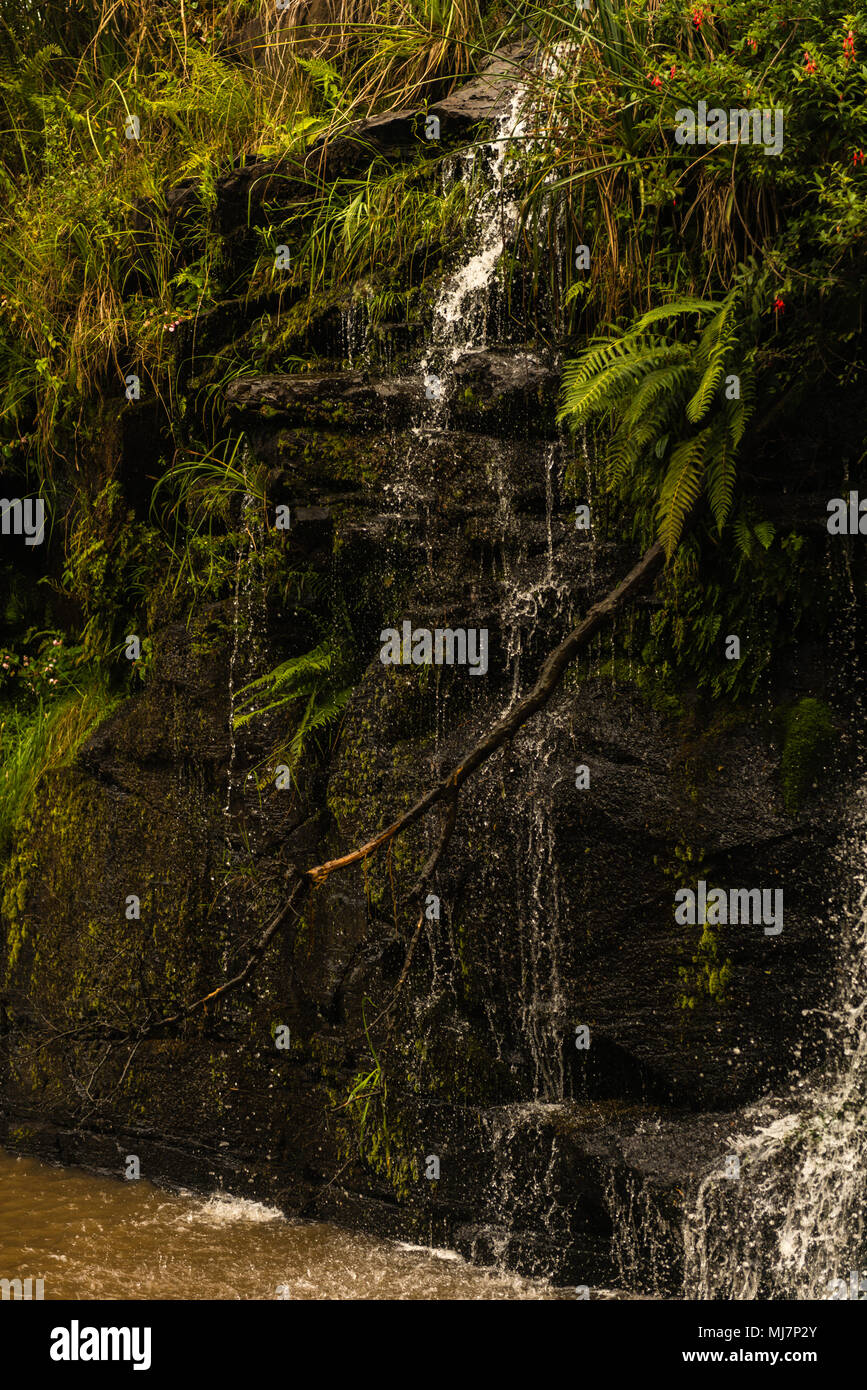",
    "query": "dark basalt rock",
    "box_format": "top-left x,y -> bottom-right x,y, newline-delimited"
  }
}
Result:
428,42 -> 537,131
224,349 -> 558,432
302,41 -> 538,167
224,369 -> 425,427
